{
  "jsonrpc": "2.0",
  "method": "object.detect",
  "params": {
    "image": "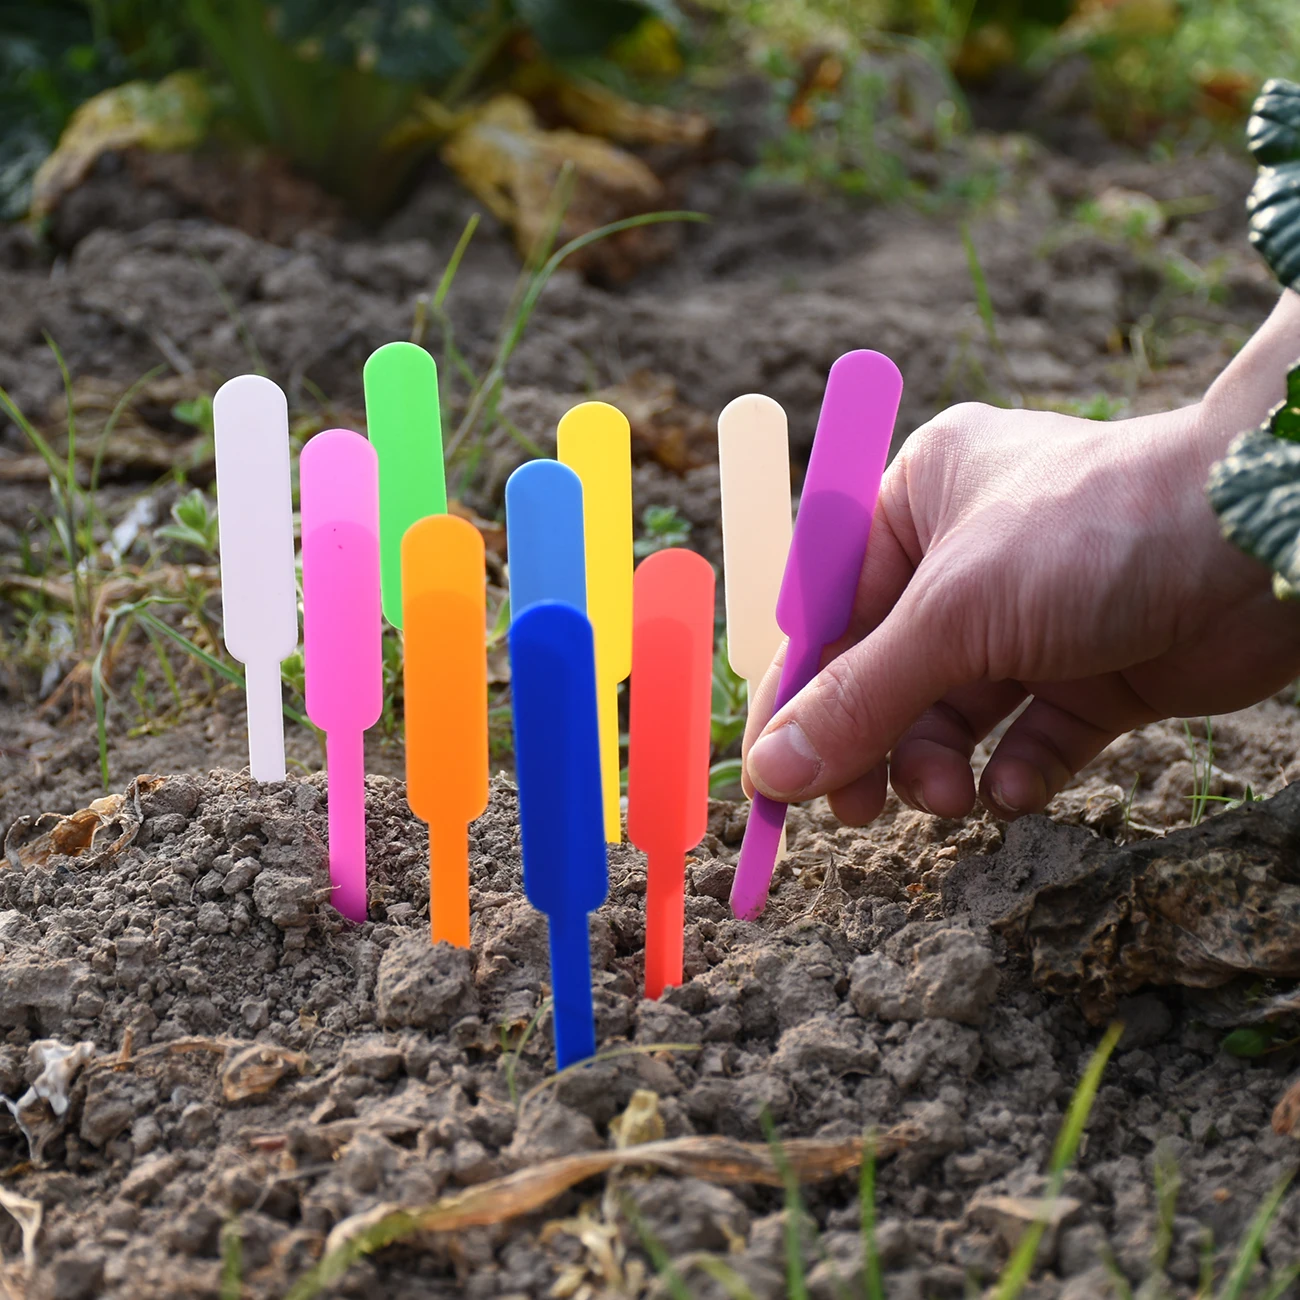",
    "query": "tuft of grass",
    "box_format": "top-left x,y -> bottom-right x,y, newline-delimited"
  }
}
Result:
1184,718 -> 1216,826
155,488 -> 219,556
442,169 -> 707,474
